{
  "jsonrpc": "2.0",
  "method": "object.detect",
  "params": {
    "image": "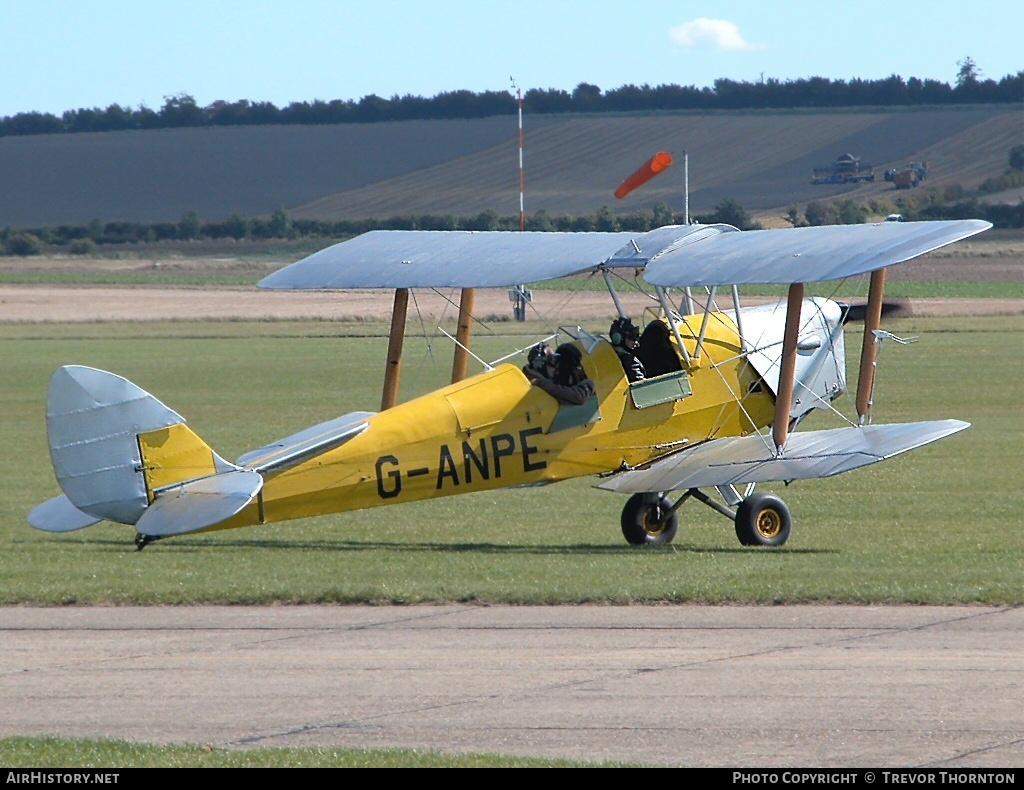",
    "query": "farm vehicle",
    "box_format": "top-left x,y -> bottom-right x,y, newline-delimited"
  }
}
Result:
885,162 -> 928,188
812,153 -> 875,185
